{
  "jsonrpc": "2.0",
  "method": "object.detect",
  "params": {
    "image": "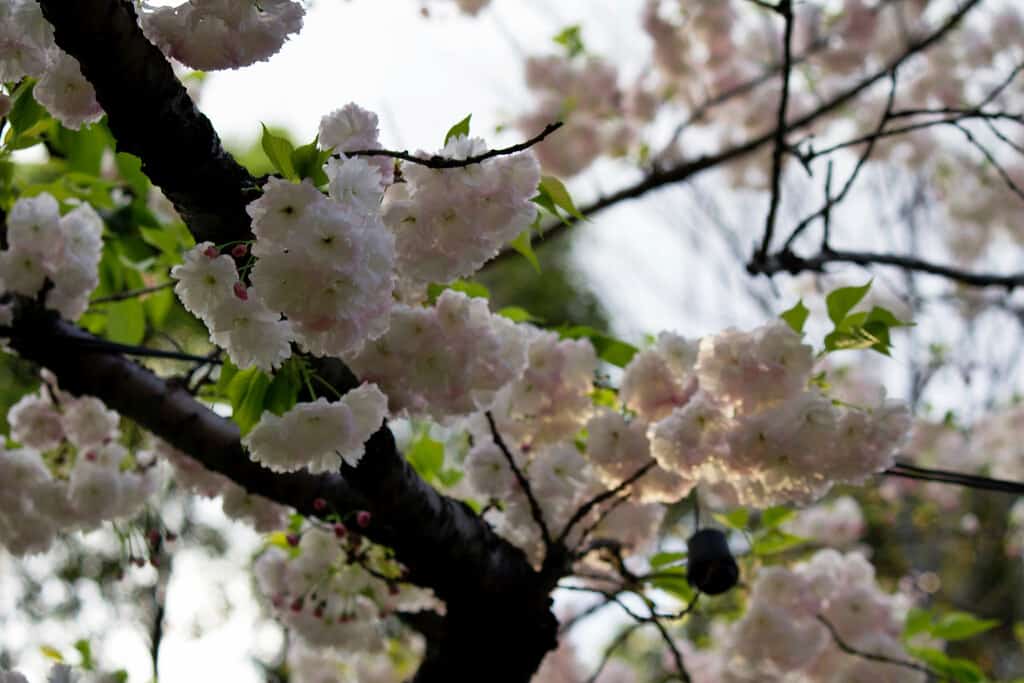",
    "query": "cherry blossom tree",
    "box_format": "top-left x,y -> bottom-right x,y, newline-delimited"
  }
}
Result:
2,1 -> 1024,682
